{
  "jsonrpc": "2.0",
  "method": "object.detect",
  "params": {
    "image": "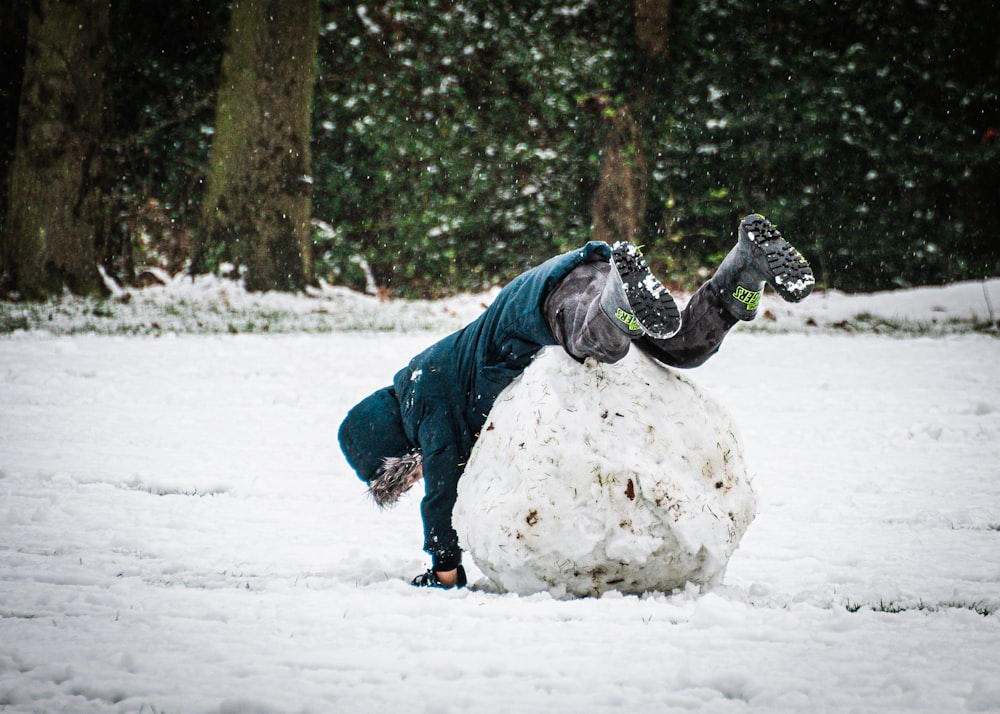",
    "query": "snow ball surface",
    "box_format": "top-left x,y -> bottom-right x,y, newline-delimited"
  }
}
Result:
455,347 -> 756,598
